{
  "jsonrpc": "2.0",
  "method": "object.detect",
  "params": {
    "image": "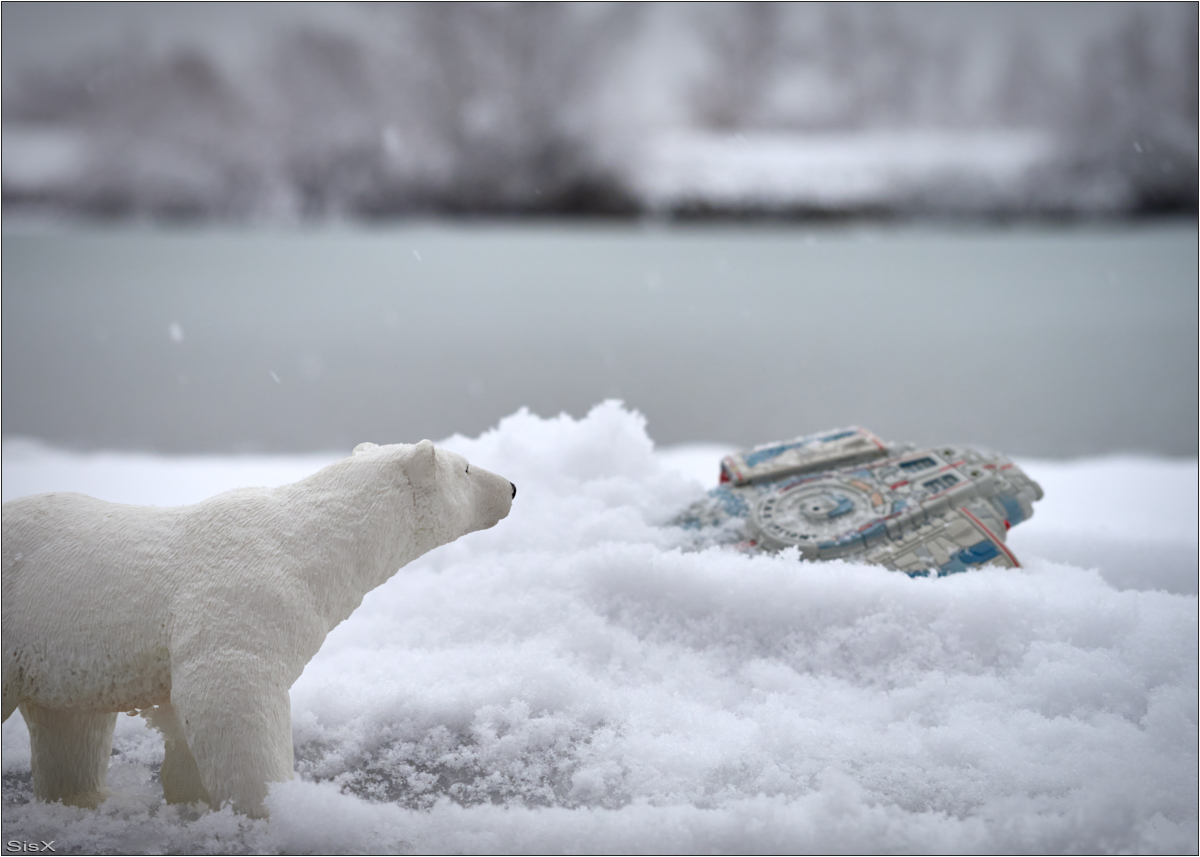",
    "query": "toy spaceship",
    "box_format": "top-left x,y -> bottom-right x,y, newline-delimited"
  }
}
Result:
674,427 -> 1043,577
